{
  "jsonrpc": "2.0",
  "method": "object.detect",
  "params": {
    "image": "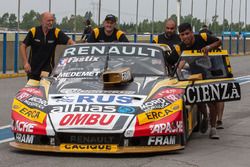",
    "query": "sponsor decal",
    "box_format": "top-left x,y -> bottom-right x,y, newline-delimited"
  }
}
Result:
20,87 -> 43,97
59,89 -> 135,94
13,120 -> 36,133
16,92 -> 32,101
121,70 -> 131,80
150,121 -> 183,134
60,144 -> 118,152
185,82 -> 241,104
50,112 -> 133,131
137,99 -> 182,125
50,104 -> 116,113
140,98 -> 171,112
133,111 -> 182,137
147,136 -> 176,146
11,111 -> 47,135
59,113 -> 116,126
58,58 -> 69,66
117,106 -> 135,114
68,56 -> 100,63
48,94 -> 146,107
15,133 -> 34,144
153,88 -> 184,102
28,97 -> 47,105
23,97 -> 47,109
70,135 -> 115,144
12,99 -> 46,123
58,71 -> 100,78
63,45 -> 161,58
58,56 -> 100,67
182,49 -> 228,56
